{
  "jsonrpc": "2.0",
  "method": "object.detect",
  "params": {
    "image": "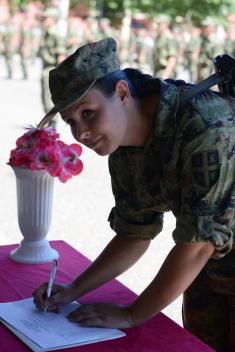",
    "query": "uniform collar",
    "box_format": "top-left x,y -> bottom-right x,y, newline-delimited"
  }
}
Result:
149,78 -> 180,138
